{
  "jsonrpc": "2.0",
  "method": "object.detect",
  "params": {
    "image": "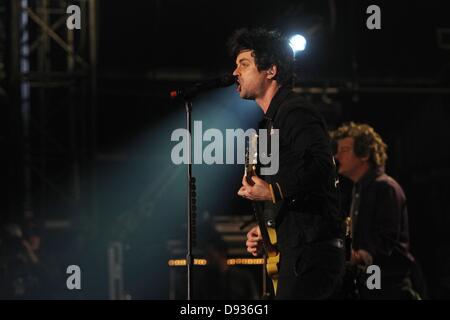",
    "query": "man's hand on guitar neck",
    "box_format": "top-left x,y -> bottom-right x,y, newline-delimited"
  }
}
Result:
246,225 -> 263,257
237,174 -> 272,201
